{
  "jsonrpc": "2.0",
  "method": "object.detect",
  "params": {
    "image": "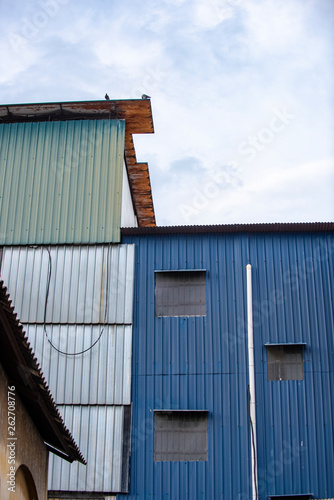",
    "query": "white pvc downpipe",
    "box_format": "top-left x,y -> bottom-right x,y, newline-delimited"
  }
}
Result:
246,264 -> 258,500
